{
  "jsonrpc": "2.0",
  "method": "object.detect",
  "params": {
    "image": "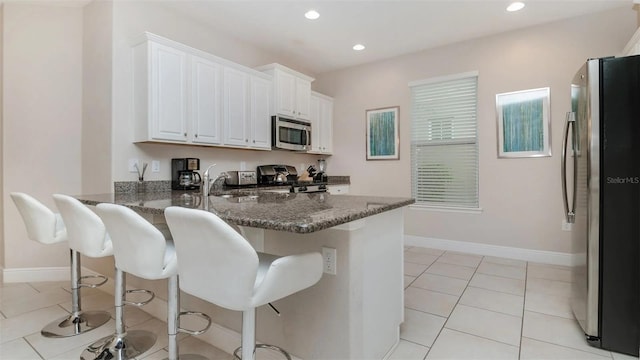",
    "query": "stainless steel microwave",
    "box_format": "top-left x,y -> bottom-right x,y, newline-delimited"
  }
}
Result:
272,115 -> 311,151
